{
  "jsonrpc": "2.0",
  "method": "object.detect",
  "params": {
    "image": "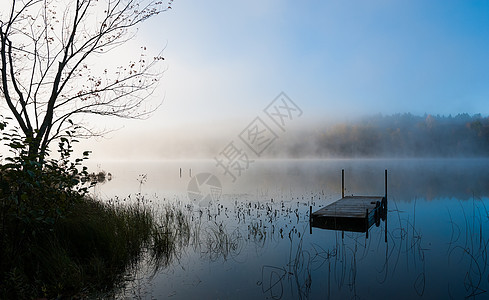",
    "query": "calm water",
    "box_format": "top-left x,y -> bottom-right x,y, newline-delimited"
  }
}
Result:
89,159 -> 489,299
